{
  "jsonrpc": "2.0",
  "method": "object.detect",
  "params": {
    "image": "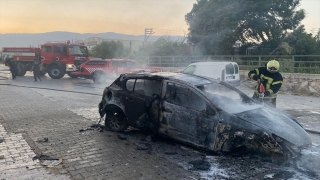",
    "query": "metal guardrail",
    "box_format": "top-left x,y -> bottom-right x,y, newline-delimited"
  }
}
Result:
137,55 -> 320,74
